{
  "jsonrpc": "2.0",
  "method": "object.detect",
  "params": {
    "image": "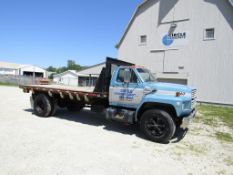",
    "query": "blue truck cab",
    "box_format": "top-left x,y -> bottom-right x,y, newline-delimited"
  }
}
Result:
106,65 -> 197,142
